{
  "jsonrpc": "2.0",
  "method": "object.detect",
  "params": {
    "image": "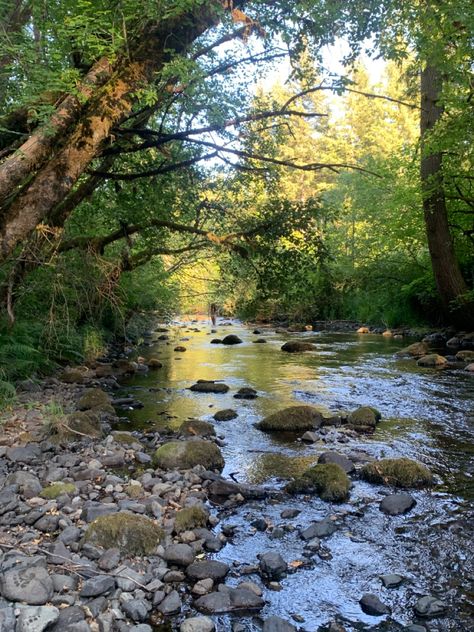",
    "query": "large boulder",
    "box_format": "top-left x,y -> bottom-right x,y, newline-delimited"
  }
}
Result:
286,463 -> 350,502
380,493 -> 416,515
154,440 -> 224,472
256,406 -> 323,432
190,381 -> 229,394
396,342 -> 429,358
222,335 -> 243,345
281,341 -> 316,353
347,406 -> 381,429
85,512 -> 163,555
417,354 -> 447,367
179,419 -> 216,438
361,458 -> 433,488
77,388 -> 113,413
